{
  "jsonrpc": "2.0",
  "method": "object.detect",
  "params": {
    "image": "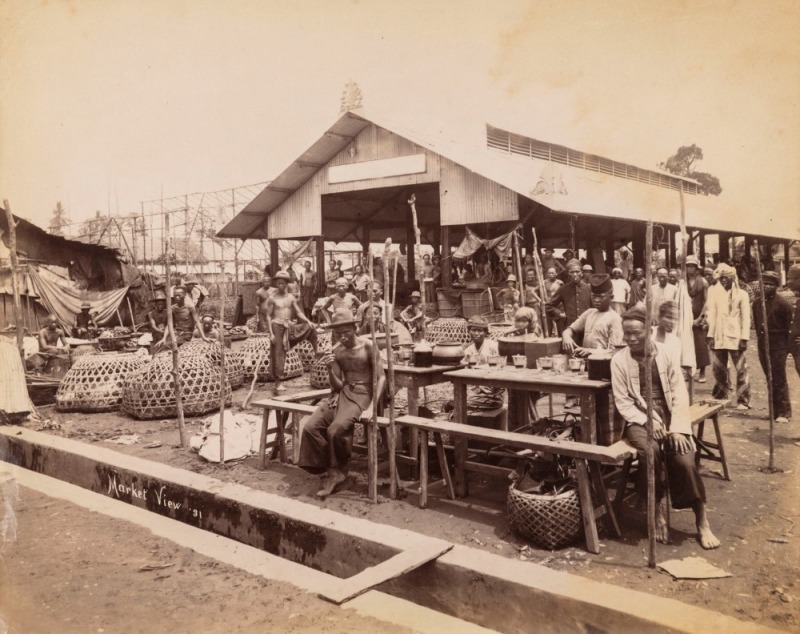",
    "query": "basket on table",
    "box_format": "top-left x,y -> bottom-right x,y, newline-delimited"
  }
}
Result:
176,339 -> 245,389
426,317 -> 470,346
57,351 -> 149,413
310,352 -> 334,389
506,484 -> 583,550
121,351 -> 231,420
237,334 -> 303,382
487,321 -> 512,341
97,335 -> 135,352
